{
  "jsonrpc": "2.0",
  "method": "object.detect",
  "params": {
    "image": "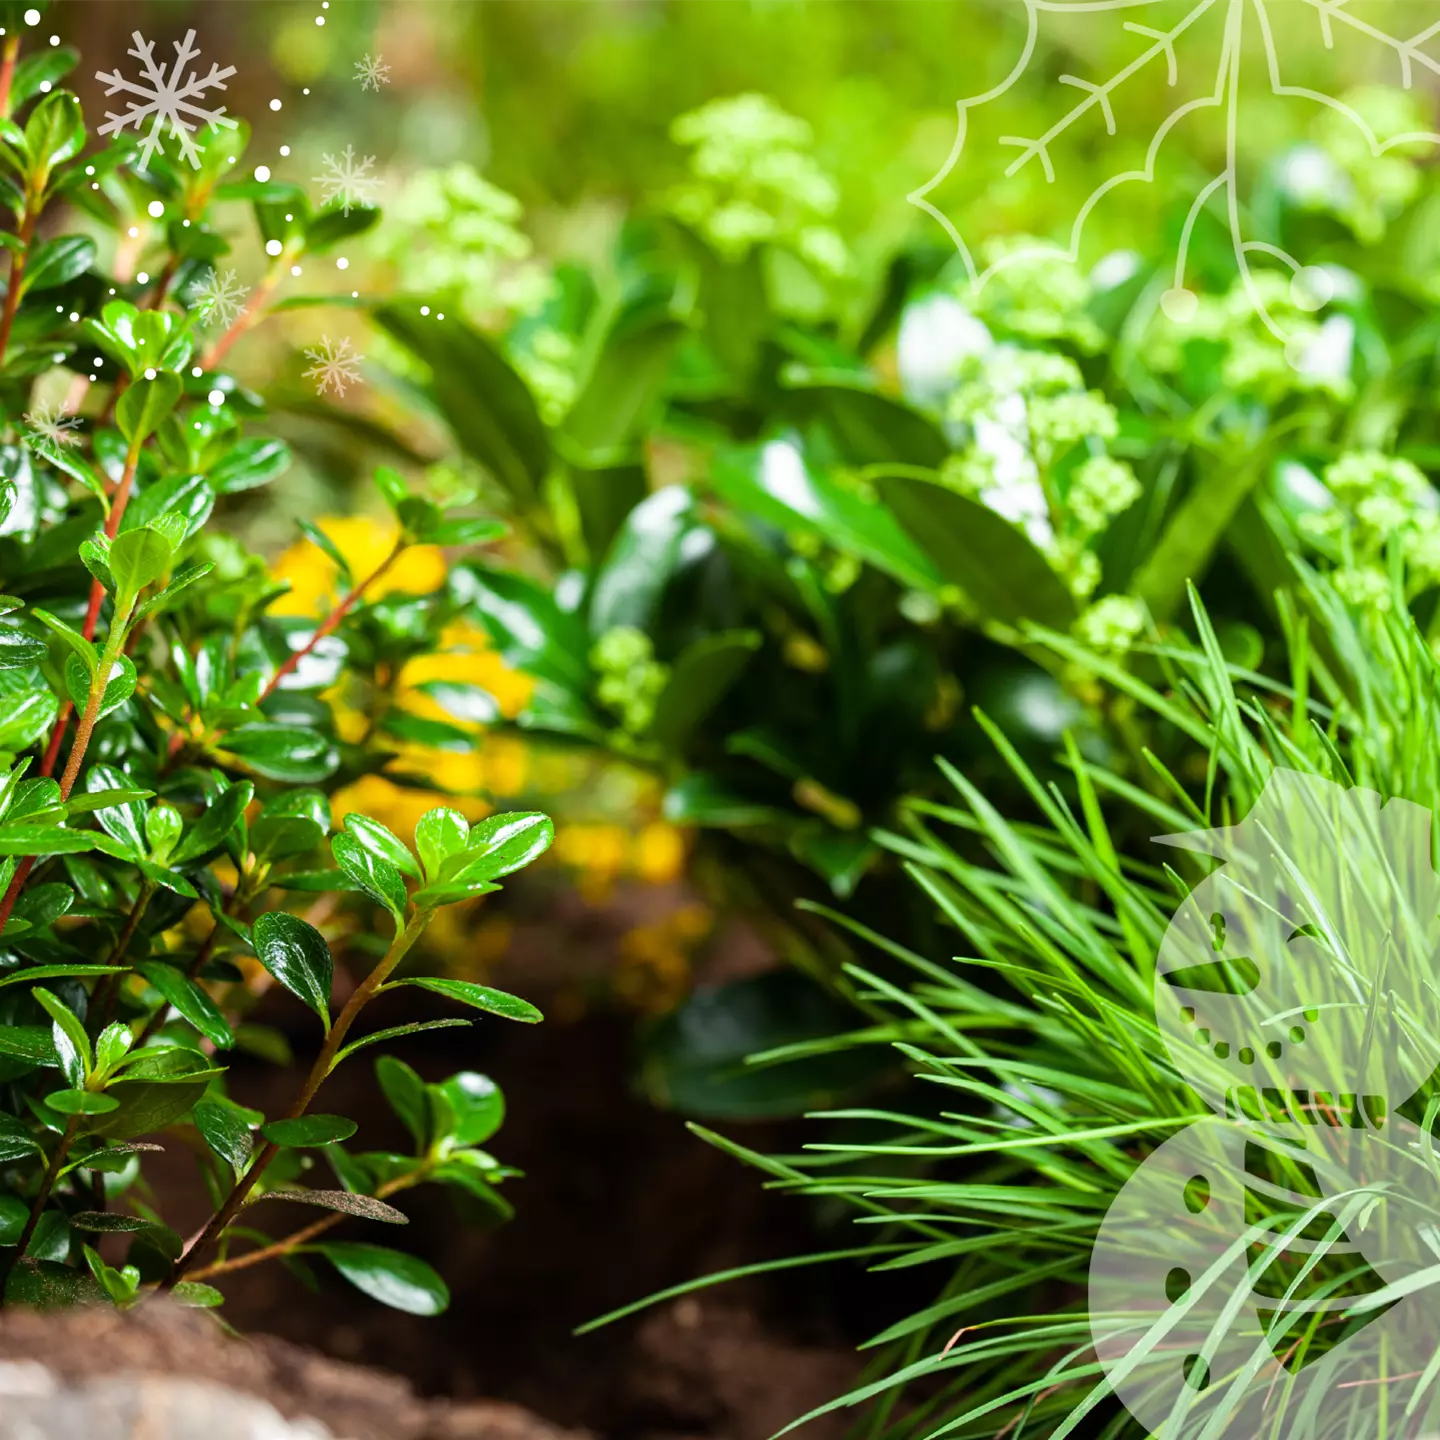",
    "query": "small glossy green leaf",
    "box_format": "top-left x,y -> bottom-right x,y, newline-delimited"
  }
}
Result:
251,911 -> 333,1024
331,830 -> 407,921
261,1114 -> 357,1147
436,1072 -> 504,1147
318,1242 -> 450,1315
109,522 -> 175,600
65,652 -> 137,719
435,812 -> 553,888
23,234 -> 95,294
31,988 -> 87,1087
46,1089 -> 118,1116
398,977 -> 542,1023
223,723 -> 338,783
137,962 -> 233,1049
342,812 -> 420,879
414,807 -> 469,882
192,1098 -> 254,1177
0,963 -> 125,991
172,1280 -> 225,1308
376,1055 -> 428,1148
